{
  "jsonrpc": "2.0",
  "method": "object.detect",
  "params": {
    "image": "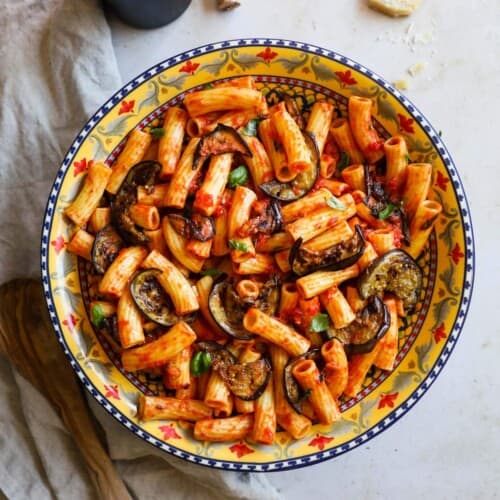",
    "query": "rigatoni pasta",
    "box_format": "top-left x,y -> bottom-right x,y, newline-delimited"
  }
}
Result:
64,77 -> 440,446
